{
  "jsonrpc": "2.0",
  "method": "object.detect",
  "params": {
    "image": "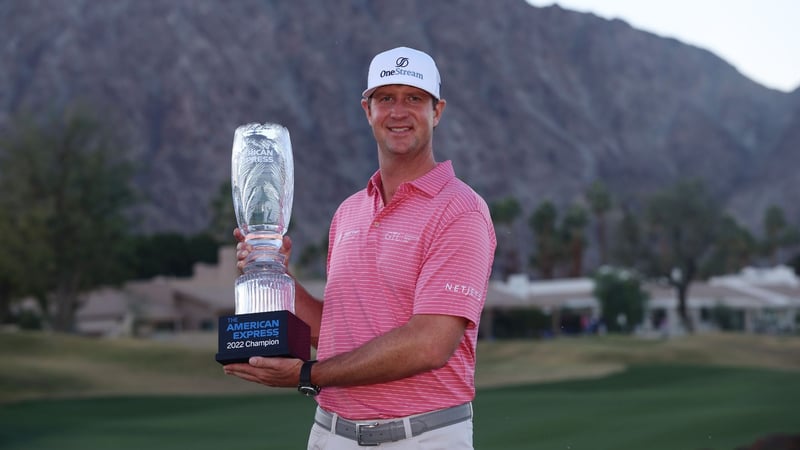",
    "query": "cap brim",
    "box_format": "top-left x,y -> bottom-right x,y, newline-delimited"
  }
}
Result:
361,84 -> 439,100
